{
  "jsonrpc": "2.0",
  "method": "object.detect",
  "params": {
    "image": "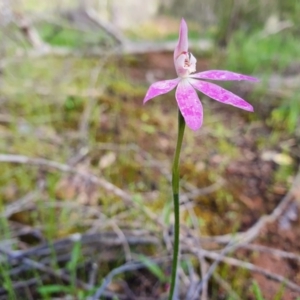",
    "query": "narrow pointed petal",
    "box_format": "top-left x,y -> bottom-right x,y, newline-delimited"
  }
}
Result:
143,78 -> 180,104
192,70 -> 259,82
176,79 -> 203,131
174,18 -> 188,60
189,78 -> 253,111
